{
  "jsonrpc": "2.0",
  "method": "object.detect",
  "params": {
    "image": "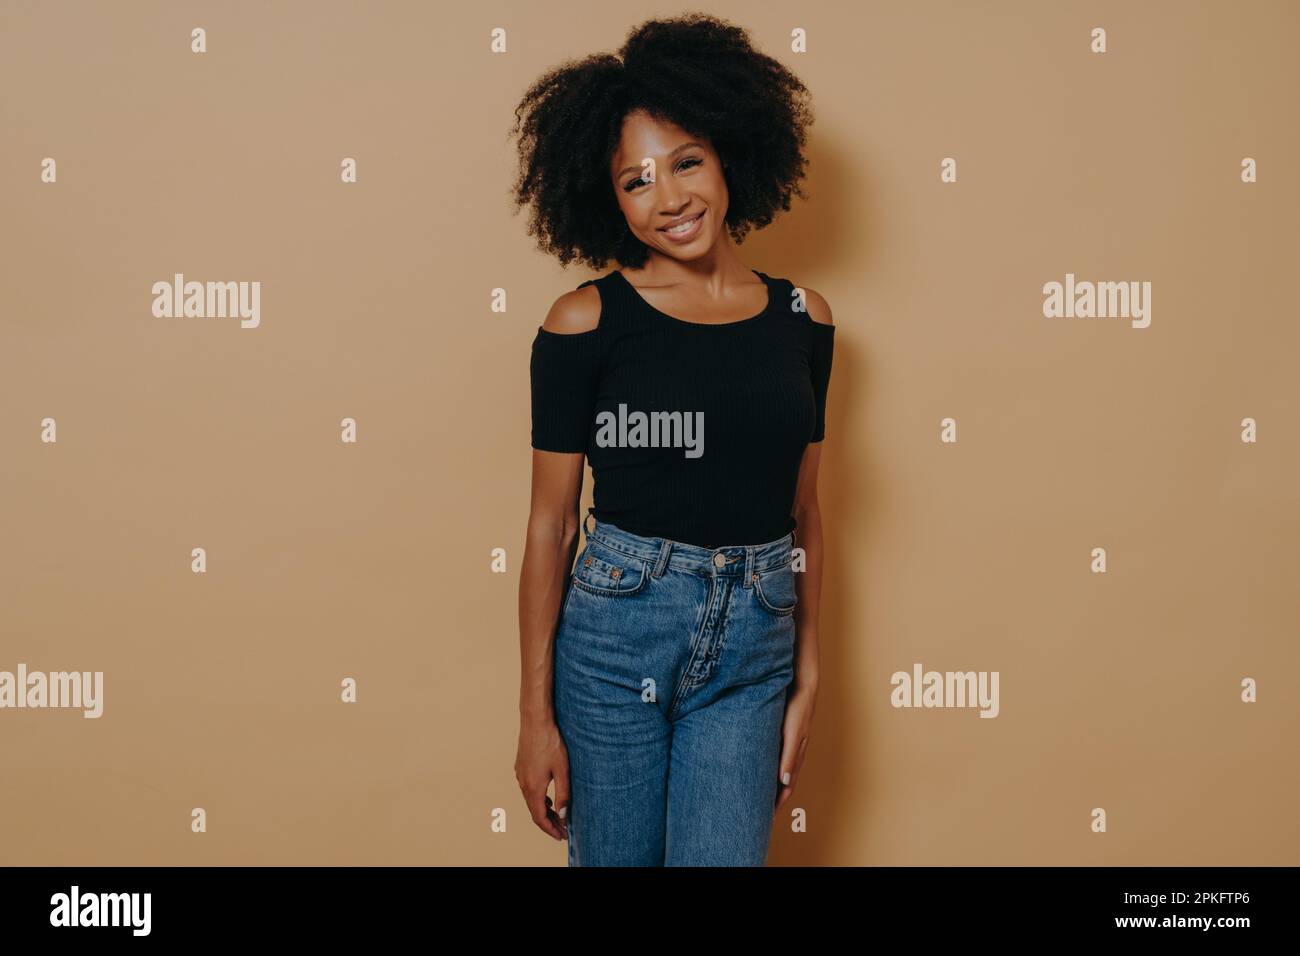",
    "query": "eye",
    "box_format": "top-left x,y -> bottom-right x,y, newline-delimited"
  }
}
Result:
622,156 -> 705,192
